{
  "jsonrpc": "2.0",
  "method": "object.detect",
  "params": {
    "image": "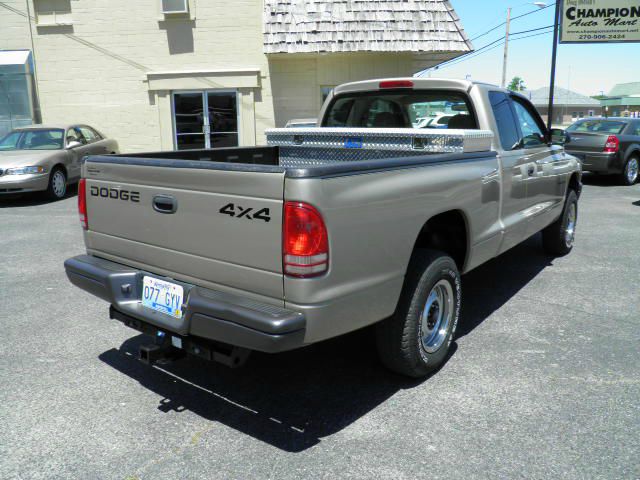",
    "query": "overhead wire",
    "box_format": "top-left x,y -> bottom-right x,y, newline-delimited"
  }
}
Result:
469,4 -> 552,41
428,28 -> 554,72
418,4 -> 555,76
